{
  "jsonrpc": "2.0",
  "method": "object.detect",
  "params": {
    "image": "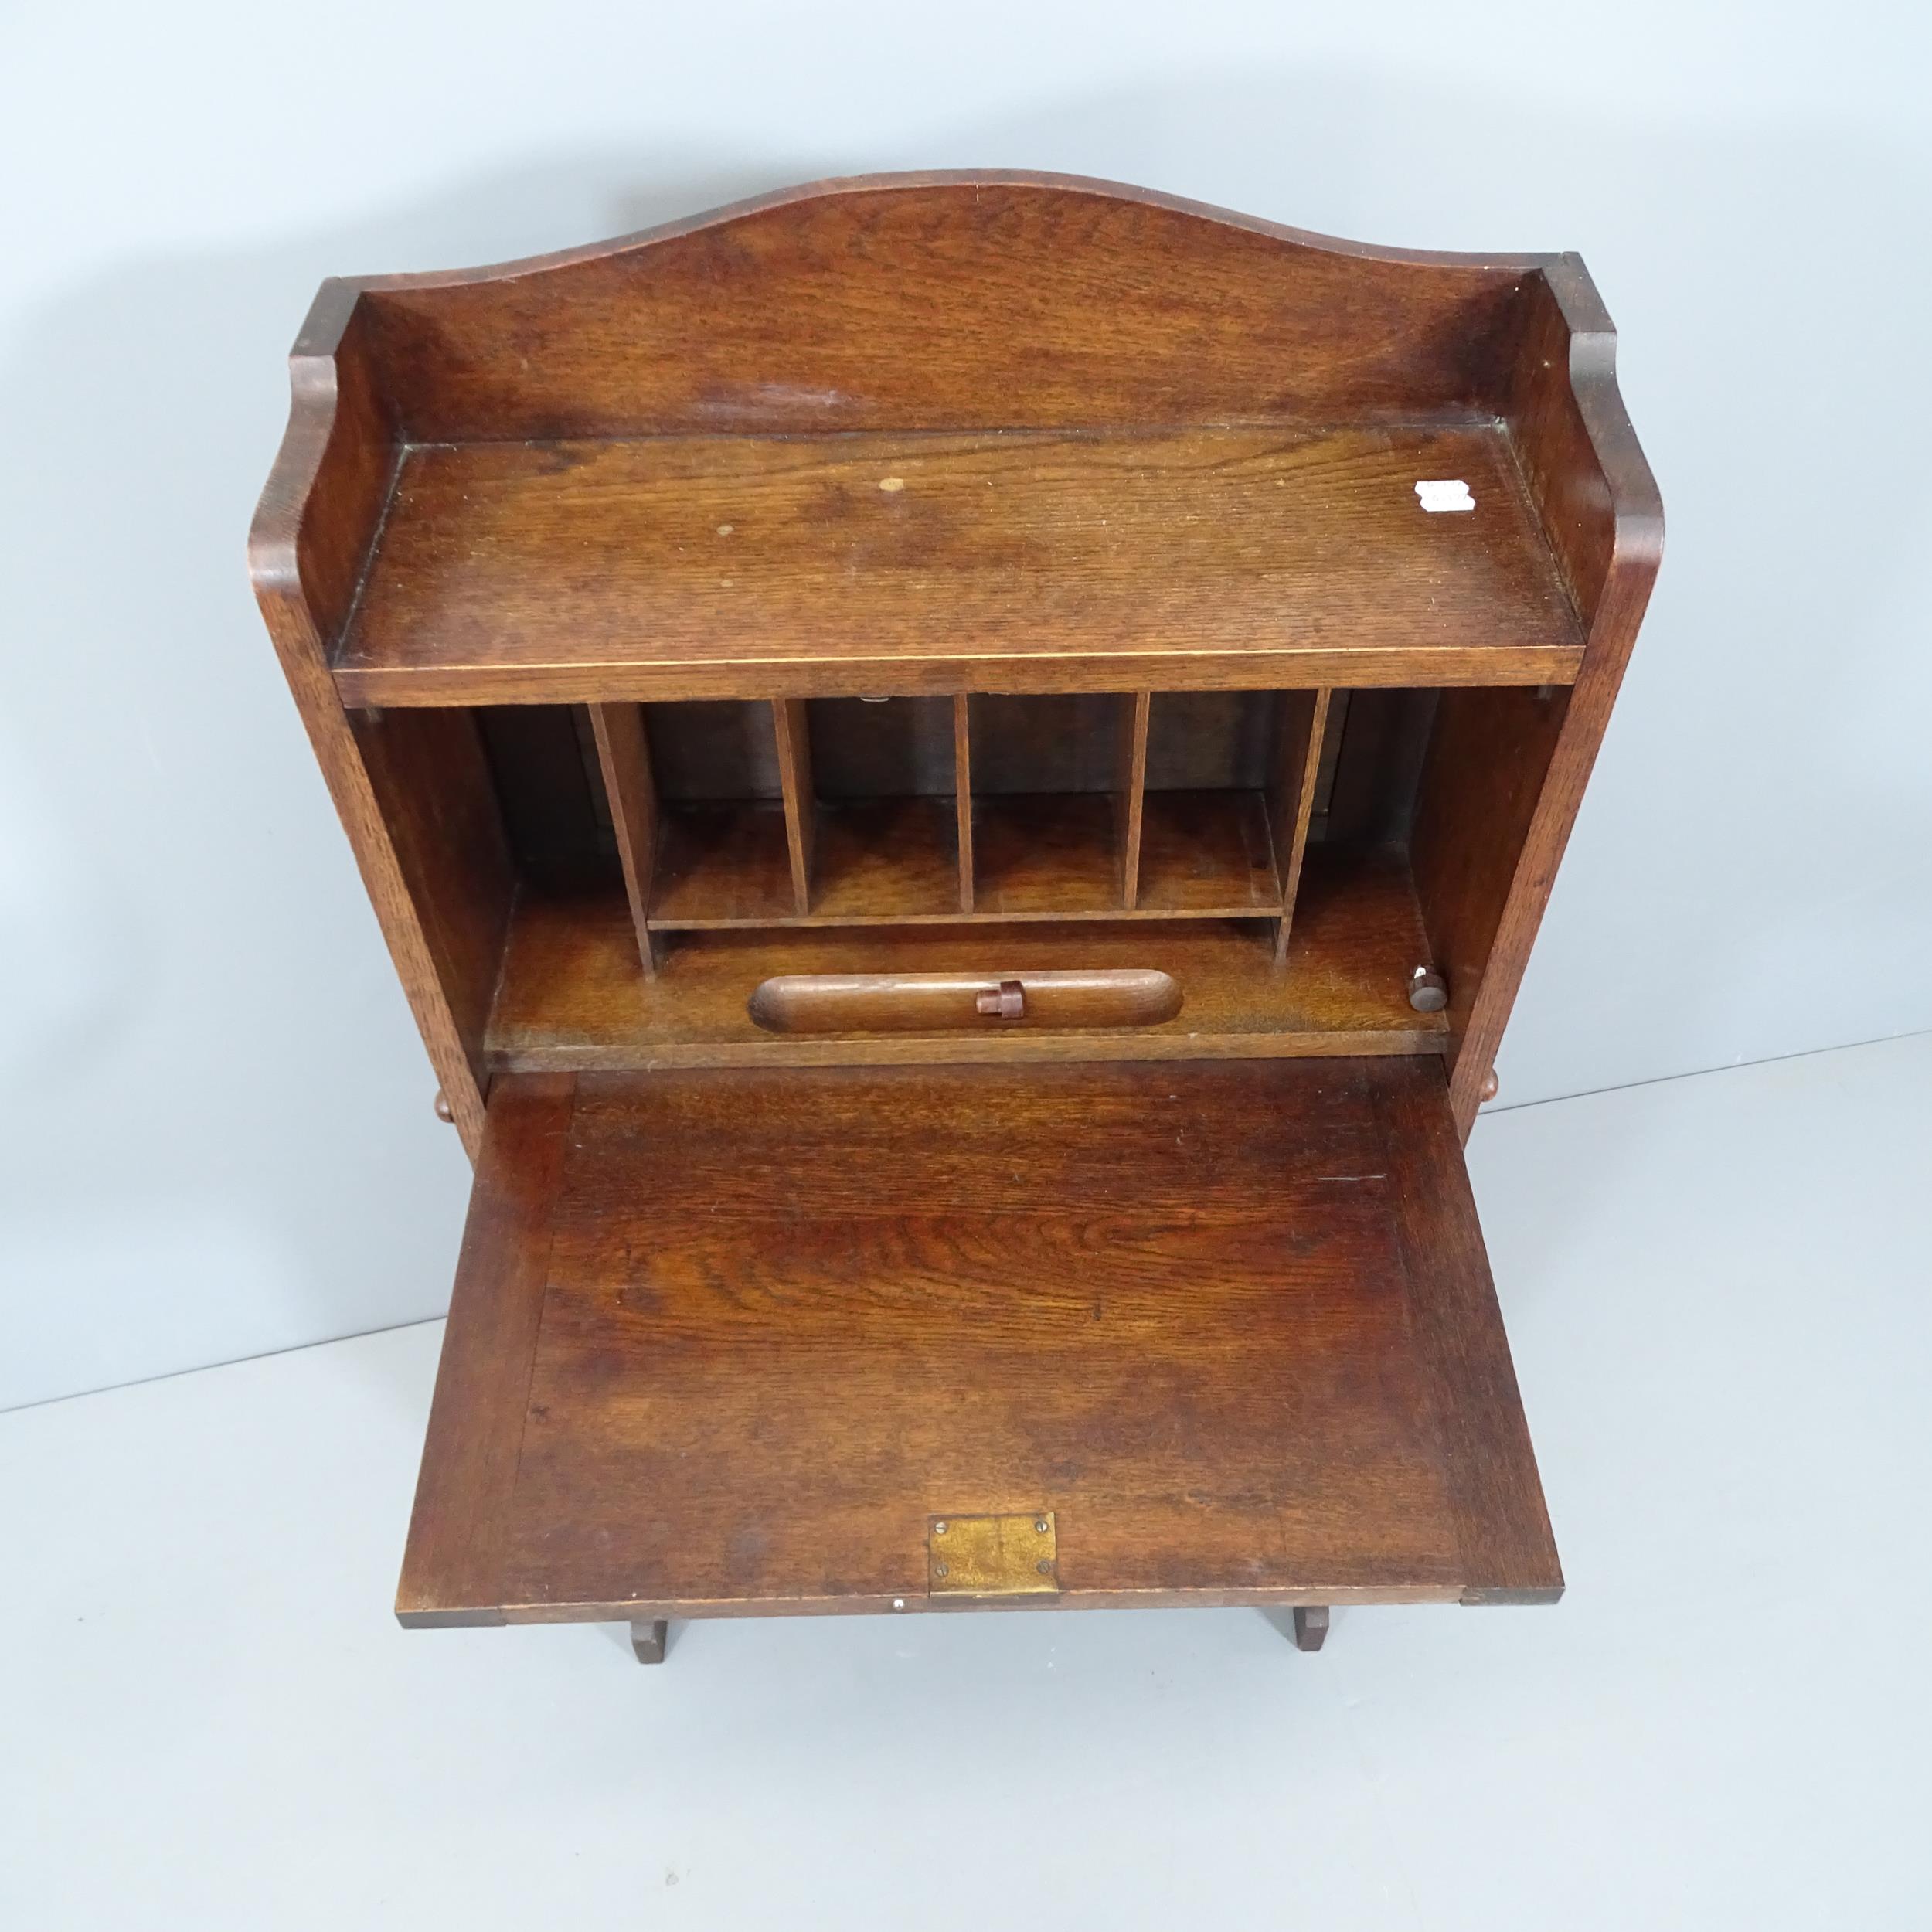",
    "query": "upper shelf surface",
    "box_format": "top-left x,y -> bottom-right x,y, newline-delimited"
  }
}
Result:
333,420 -> 1583,703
